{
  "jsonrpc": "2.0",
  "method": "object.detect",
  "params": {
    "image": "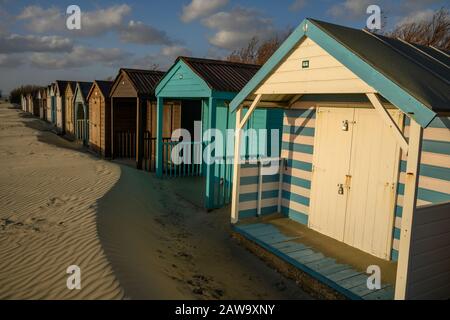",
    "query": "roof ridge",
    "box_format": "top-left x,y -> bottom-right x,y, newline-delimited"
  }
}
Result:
180,56 -> 261,68
121,68 -> 166,73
